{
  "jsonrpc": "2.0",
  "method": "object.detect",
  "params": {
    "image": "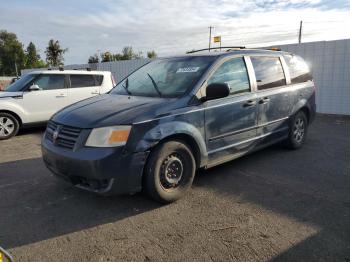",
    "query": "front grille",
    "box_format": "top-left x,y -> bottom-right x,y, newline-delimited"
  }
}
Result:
46,121 -> 82,149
